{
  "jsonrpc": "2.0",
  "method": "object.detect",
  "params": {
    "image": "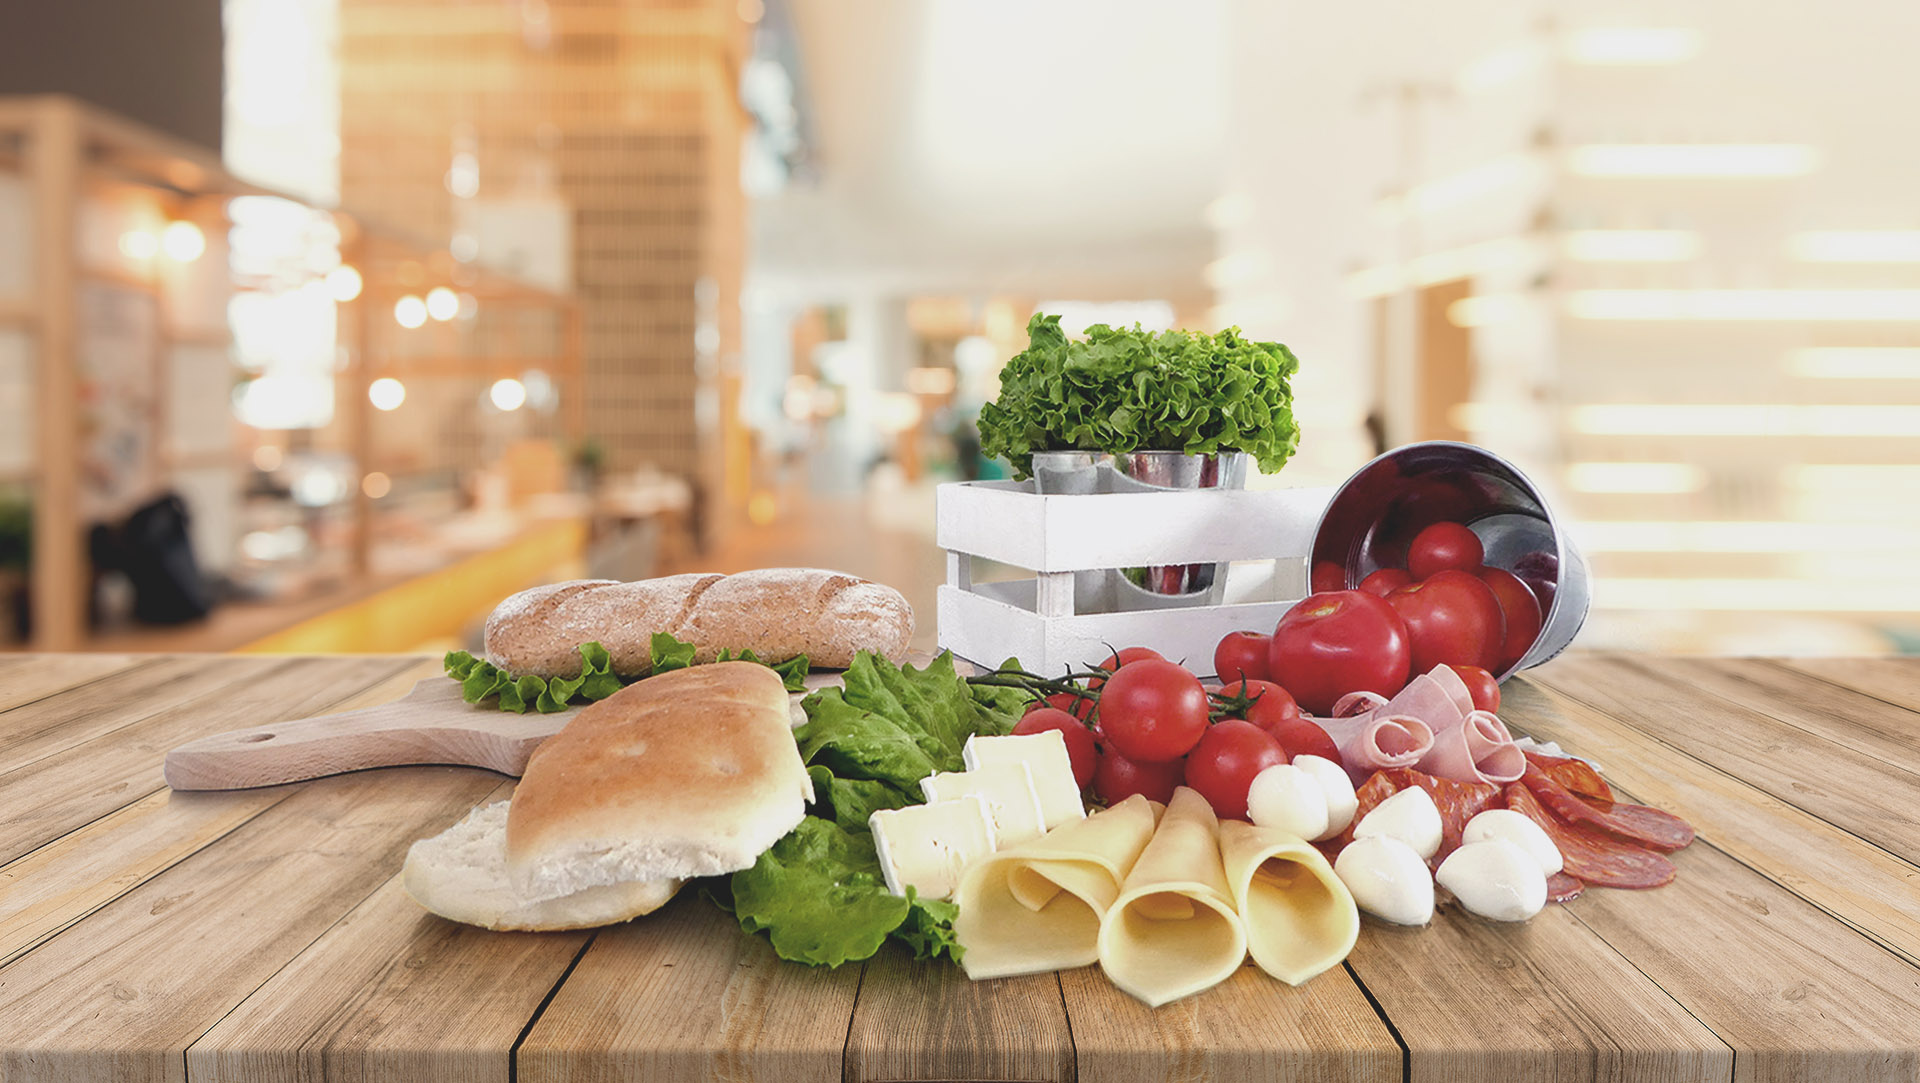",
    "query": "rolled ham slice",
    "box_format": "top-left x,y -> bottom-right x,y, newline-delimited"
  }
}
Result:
1312,711 -> 1434,786
1416,708 -> 1526,786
